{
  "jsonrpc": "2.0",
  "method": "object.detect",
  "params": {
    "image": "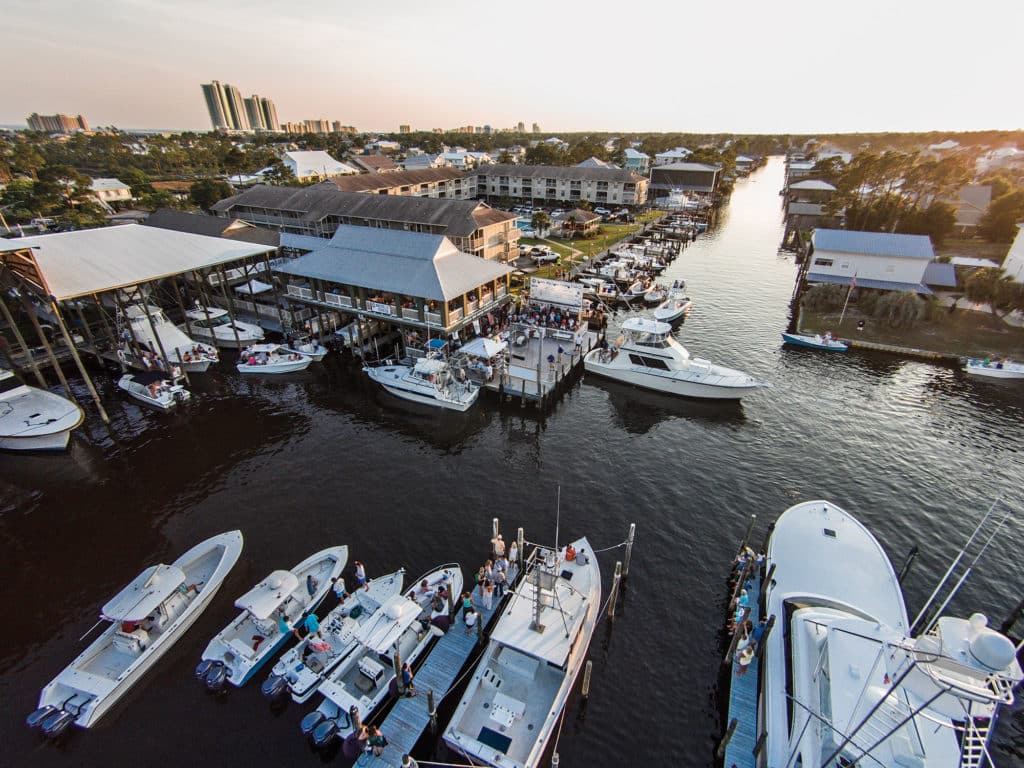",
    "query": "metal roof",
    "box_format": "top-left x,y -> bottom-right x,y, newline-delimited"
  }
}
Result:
274,225 -> 511,302
473,163 -> 645,184
653,162 -> 722,173
806,272 -> 933,295
923,261 -> 958,287
282,150 -> 358,178
143,208 -> 280,247
812,229 -> 935,260
623,148 -> 649,159
330,167 -> 466,192
789,179 -> 837,191
1,225 -> 275,300
90,177 -> 130,191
